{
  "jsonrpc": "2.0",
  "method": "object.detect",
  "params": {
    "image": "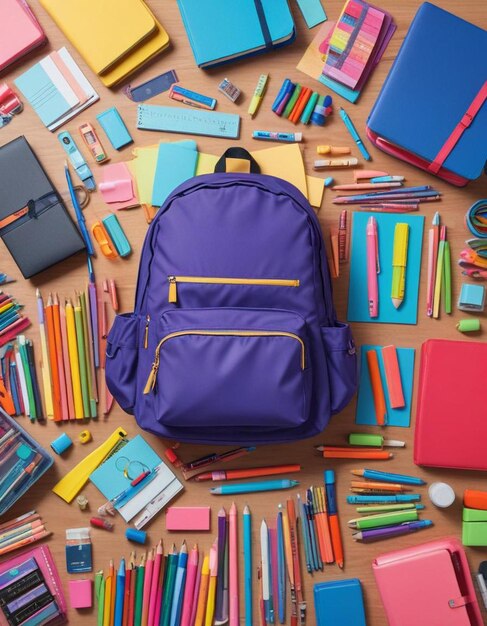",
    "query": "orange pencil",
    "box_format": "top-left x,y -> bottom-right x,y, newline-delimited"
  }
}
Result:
52,294 -> 68,421
59,302 -> 75,420
193,464 -> 301,482
350,481 -> 407,492
290,87 -> 311,123
0,530 -> 52,556
44,295 -> 61,421
194,554 -> 209,626
317,447 -> 392,460
366,349 -> 387,426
